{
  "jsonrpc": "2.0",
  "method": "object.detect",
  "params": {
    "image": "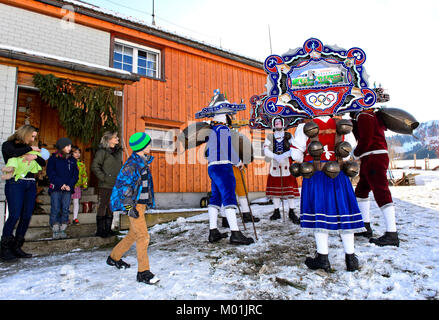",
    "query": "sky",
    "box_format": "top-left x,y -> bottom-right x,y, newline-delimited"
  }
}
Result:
80,0 -> 439,123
